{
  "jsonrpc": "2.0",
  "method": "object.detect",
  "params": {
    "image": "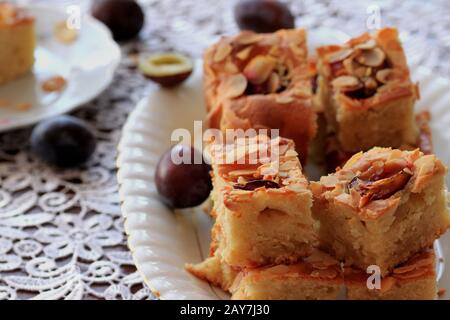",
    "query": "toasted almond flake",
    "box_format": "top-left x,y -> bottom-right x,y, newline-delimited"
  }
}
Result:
310,269 -> 337,279
235,32 -> 260,45
275,95 -> 294,104
393,267 -> 428,279
219,73 -> 247,99
228,169 -> 257,176
363,77 -> 378,90
331,75 -> 361,91
213,42 -> 232,63
279,160 -> 297,171
320,175 -> 339,188
393,264 -> 416,274
413,257 -> 434,268
376,68 -> 394,84
243,55 -> 276,84
54,21 -> 78,44
289,43 -> 304,56
236,46 -> 252,60
224,61 -> 239,73
355,47 -> 386,67
328,48 -> 353,63
354,39 -> 377,50
266,72 -> 281,93
285,149 -> 298,157
41,76 -> 67,93
237,176 -> 247,185
293,87 -> 310,98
